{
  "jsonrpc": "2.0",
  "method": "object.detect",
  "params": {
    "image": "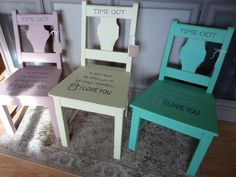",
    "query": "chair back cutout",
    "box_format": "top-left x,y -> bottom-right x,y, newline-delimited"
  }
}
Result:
81,1 -> 139,72
12,10 -> 61,69
159,20 -> 234,93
